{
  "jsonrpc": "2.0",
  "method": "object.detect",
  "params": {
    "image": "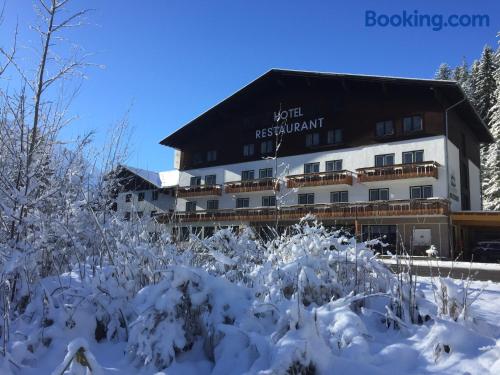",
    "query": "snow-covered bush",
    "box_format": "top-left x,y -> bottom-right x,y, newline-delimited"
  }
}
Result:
127,266 -> 252,370
433,277 -> 482,322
